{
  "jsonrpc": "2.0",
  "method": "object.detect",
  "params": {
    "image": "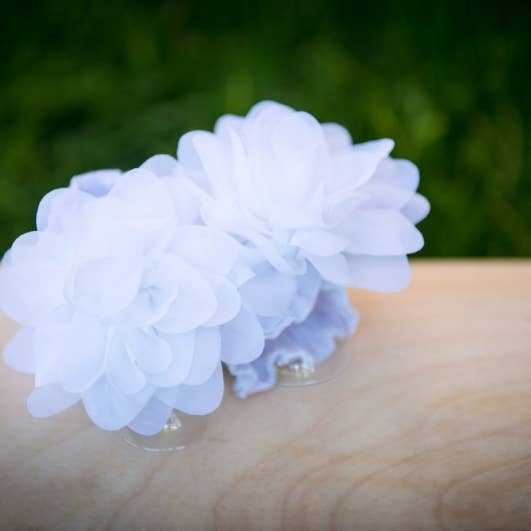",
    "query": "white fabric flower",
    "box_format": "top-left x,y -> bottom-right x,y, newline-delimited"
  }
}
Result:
176,100 -> 429,298
0,168 -> 264,434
